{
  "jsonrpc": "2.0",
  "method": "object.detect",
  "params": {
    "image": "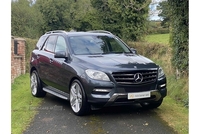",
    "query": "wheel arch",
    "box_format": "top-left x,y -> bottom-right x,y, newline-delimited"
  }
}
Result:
30,66 -> 37,74
69,76 -> 88,99
30,67 -> 42,83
